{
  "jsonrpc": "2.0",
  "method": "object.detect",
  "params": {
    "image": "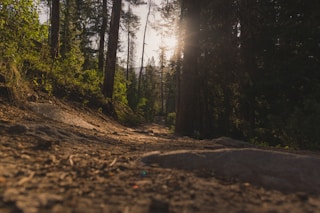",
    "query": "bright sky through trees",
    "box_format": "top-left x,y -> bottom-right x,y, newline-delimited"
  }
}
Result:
38,0 -> 177,67
120,0 -> 177,67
